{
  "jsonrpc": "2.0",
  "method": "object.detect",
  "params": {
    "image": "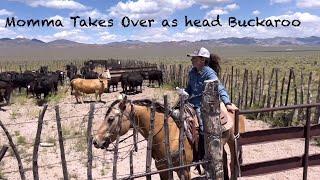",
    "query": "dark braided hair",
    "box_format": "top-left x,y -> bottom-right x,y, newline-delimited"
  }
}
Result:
205,53 -> 221,77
